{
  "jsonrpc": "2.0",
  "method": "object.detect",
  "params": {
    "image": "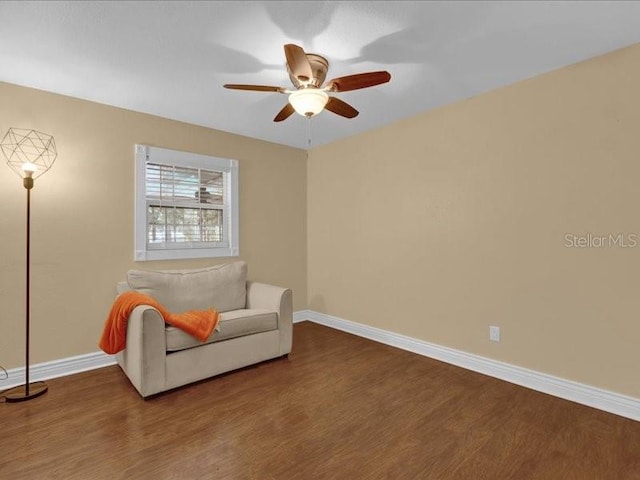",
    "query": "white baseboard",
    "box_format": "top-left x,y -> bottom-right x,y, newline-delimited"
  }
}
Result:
293,309 -> 312,323
296,310 -> 640,422
0,351 -> 117,390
